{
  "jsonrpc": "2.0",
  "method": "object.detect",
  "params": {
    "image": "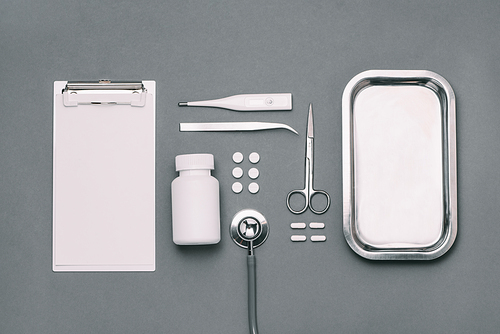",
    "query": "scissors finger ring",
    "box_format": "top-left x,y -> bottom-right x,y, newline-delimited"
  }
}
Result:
286,189 -> 309,214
